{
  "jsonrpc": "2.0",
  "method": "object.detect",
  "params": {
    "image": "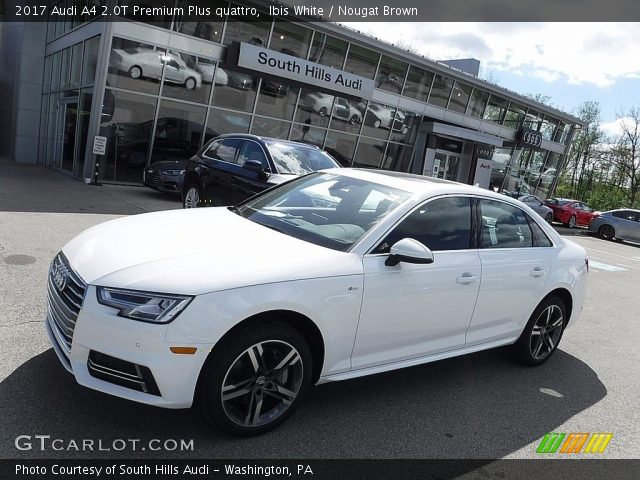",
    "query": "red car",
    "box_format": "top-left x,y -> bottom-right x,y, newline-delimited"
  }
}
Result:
543,198 -> 596,228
